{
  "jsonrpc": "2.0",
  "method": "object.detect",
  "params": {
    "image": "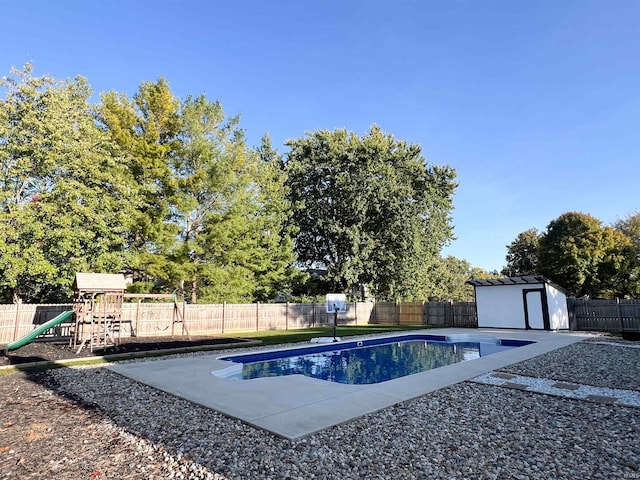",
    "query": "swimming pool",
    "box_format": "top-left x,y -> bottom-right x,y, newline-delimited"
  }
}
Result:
214,334 -> 535,385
